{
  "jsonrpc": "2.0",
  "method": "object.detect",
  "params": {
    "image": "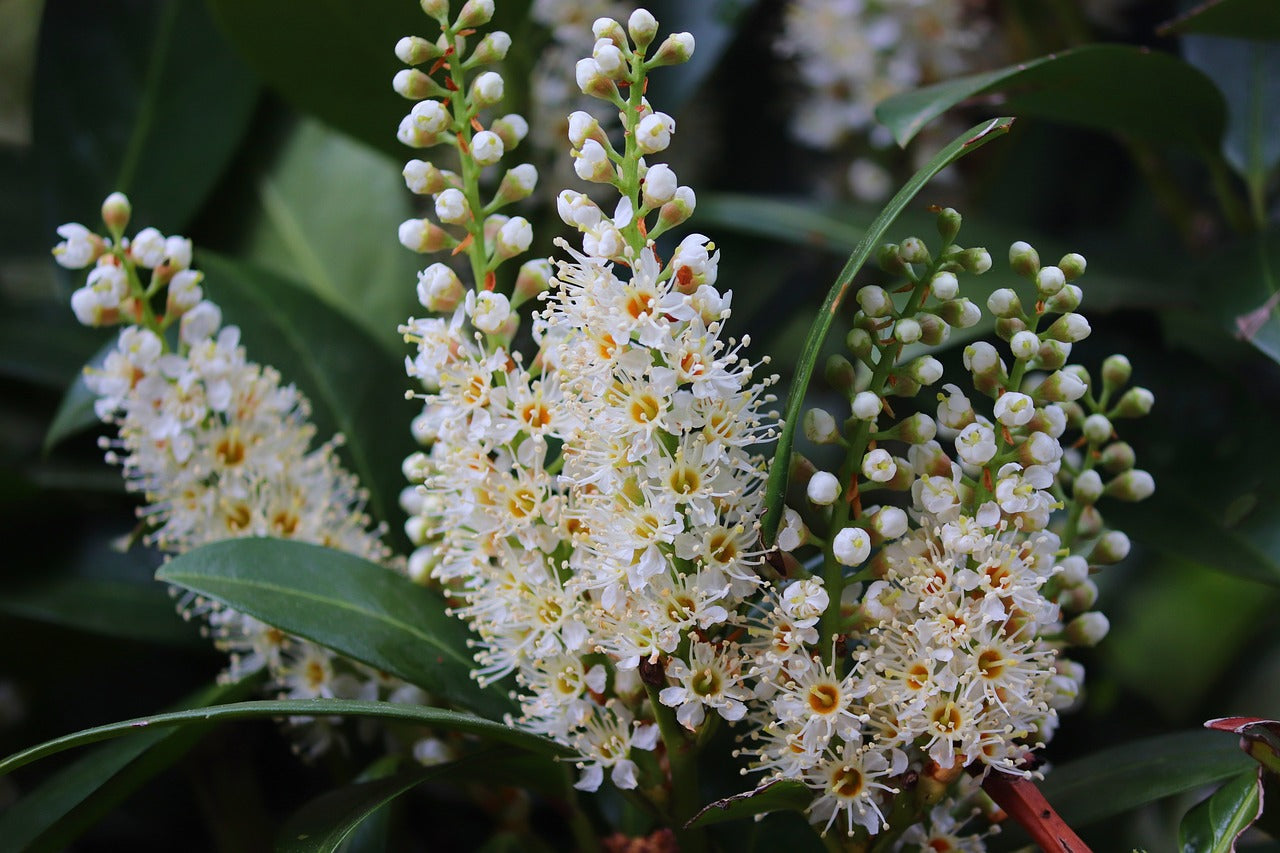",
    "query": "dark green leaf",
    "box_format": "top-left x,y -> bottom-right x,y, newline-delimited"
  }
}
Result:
199,252 -> 415,549
0,676 -> 257,852
874,45 -> 1226,151
0,577 -> 200,647
33,0 -> 258,232
1160,0 -> 1280,40
1178,770 -> 1263,853
686,779 -> 811,828
277,764 -> 440,853
0,311 -> 106,391
43,337 -> 112,451
155,537 -> 514,719
0,698 -> 567,777
760,117 -> 1014,544
1037,731 -> 1255,829
204,0 -> 426,159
